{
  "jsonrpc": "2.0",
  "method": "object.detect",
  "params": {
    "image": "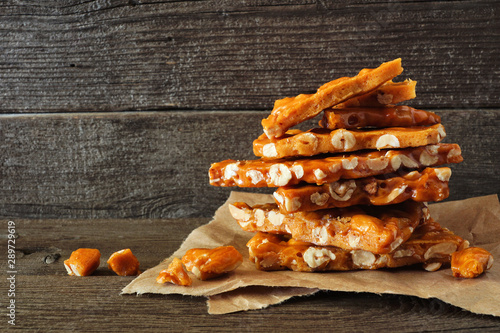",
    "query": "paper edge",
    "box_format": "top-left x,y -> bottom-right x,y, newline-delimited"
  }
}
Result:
206,286 -> 320,315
